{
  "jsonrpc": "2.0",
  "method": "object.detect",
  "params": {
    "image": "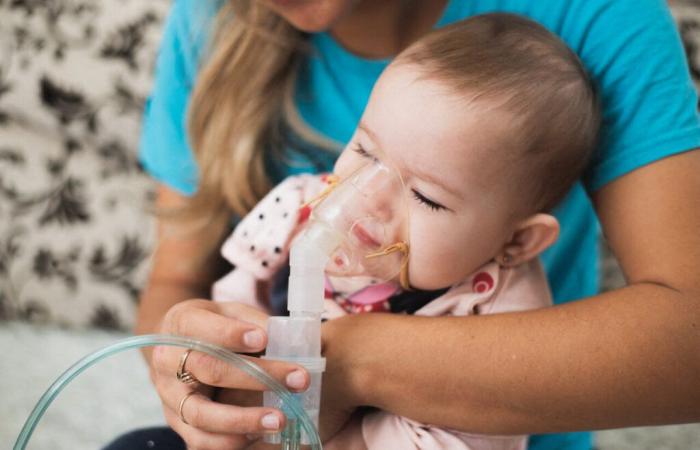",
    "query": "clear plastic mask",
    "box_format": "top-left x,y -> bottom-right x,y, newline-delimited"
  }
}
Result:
309,156 -> 410,288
